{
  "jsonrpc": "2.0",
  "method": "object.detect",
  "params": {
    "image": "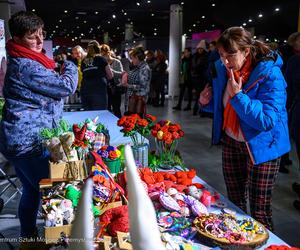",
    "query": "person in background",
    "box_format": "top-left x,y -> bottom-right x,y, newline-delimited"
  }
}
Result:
122,46 -> 151,117
284,54 -> 300,210
191,40 -> 208,115
0,11 -> 78,248
71,45 -> 86,91
80,40 -> 113,110
100,44 -> 124,118
199,27 -> 290,230
152,50 -> 168,107
173,47 -> 193,110
145,50 -> 157,105
278,32 -> 300,173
